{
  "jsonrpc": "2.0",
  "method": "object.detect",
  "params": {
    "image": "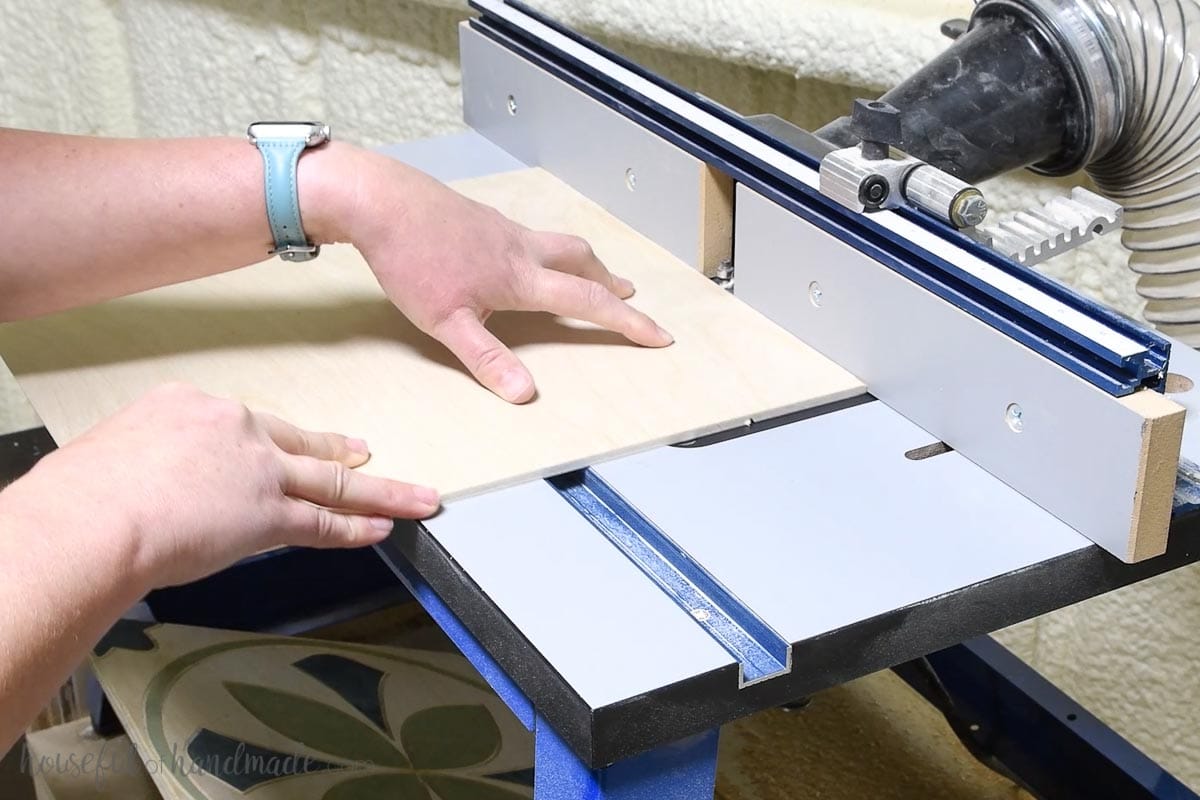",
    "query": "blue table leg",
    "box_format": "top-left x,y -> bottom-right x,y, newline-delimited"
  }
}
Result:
534,715 -> 719,799
374,540 -> 536,729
